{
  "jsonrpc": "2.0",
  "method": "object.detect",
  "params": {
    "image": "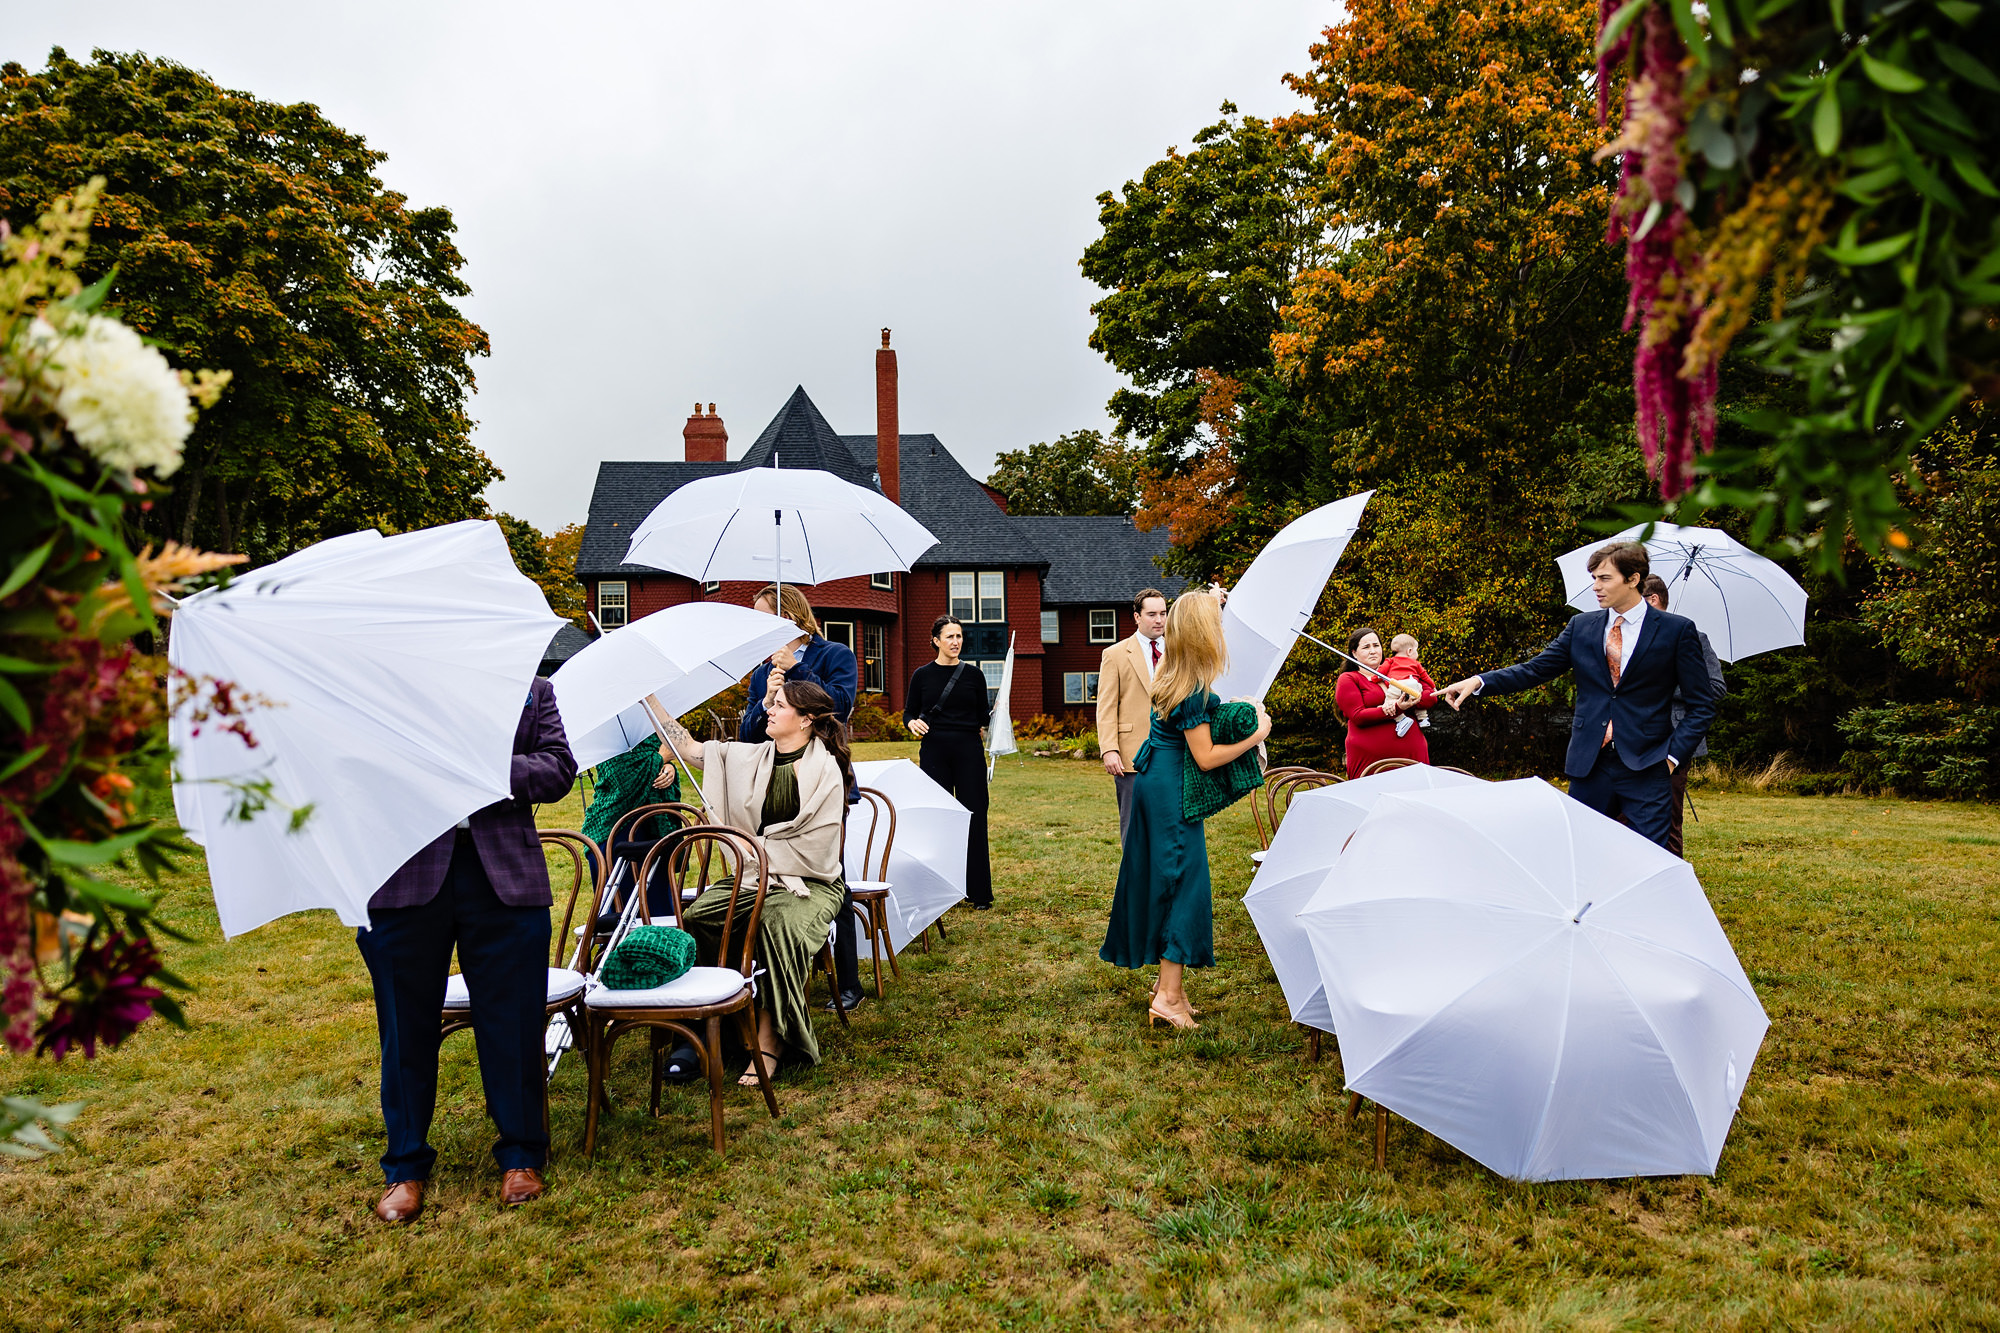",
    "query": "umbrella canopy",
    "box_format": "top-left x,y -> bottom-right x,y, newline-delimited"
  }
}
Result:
549,602 -> 803,769
845,759 -> 969,952
169,521 -> 565,937
1301,778 -> 1768,1181
1211,491 -> 1374,703
987,633 -> 1018,775
622,466 -> 938,587
1244,763 -> 1486,1033
1556,522 -> 1807,662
